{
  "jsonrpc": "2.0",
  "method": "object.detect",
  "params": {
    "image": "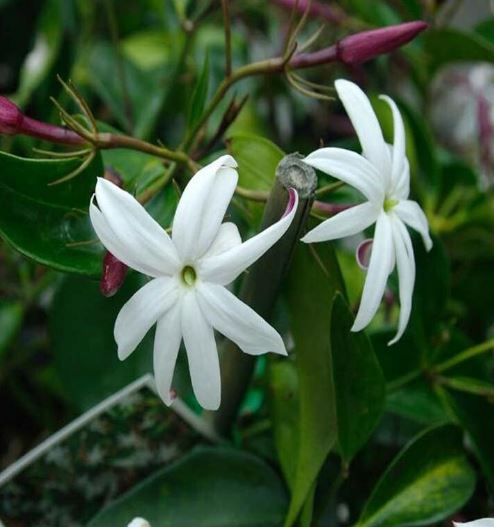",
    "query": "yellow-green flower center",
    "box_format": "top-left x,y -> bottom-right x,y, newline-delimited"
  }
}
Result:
181,265 -> 197,286
383,198 -> 398,212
